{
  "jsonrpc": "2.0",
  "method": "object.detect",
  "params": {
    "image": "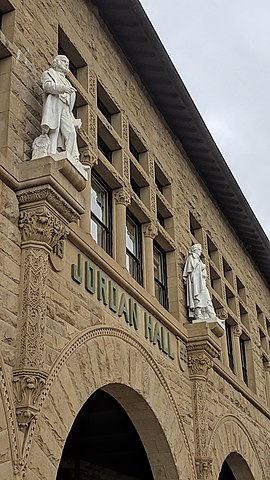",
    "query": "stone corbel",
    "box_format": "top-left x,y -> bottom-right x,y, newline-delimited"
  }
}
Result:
13,370 -> 47,431
195,458 -> 213,480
